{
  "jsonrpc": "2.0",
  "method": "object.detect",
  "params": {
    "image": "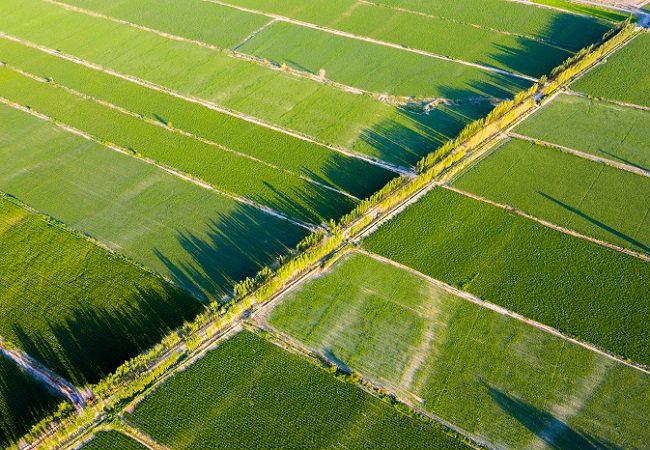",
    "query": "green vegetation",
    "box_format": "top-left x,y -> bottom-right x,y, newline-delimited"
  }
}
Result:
452,138 -> 650,254
572,33 -> 650,107
129,331 -> 469,450
363,188 -> 650,365
531,0 -> 631,22
0,194 -> 204,384
0,358 -> 65,448
0,103 -> 307,304
269,252 -> 650,449
82,432 -> 146,450
0,66 -> 355,224
514,93 -> 650,171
